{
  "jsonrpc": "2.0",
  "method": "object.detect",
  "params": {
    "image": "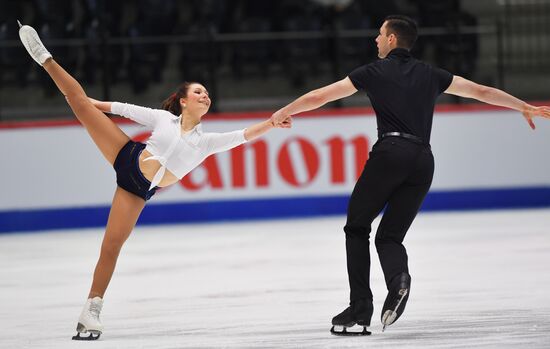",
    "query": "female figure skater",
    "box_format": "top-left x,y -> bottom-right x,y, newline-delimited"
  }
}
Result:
18,22 -> 290,340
